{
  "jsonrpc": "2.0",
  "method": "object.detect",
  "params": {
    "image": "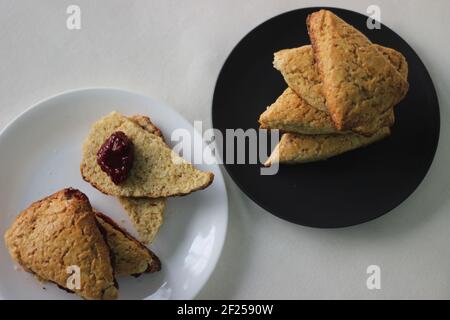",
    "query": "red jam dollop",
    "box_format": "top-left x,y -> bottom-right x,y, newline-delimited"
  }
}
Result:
97,131 -> 134,185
